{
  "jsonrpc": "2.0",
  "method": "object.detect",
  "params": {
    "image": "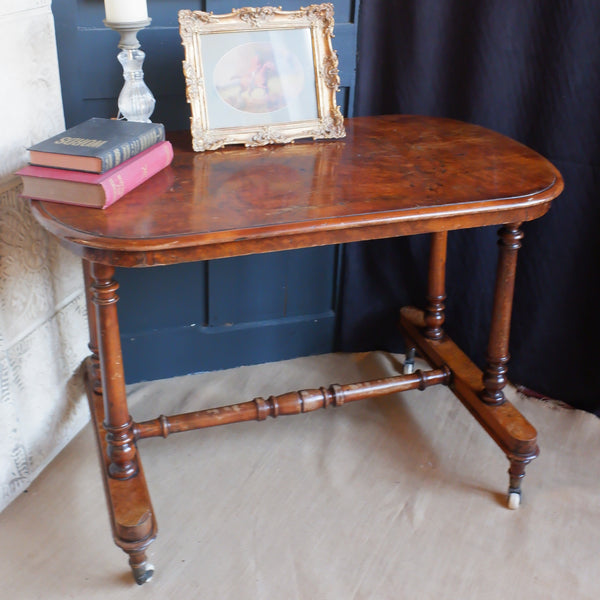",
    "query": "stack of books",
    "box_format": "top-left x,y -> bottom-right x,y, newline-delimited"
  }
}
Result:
18,118 -> 174,209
